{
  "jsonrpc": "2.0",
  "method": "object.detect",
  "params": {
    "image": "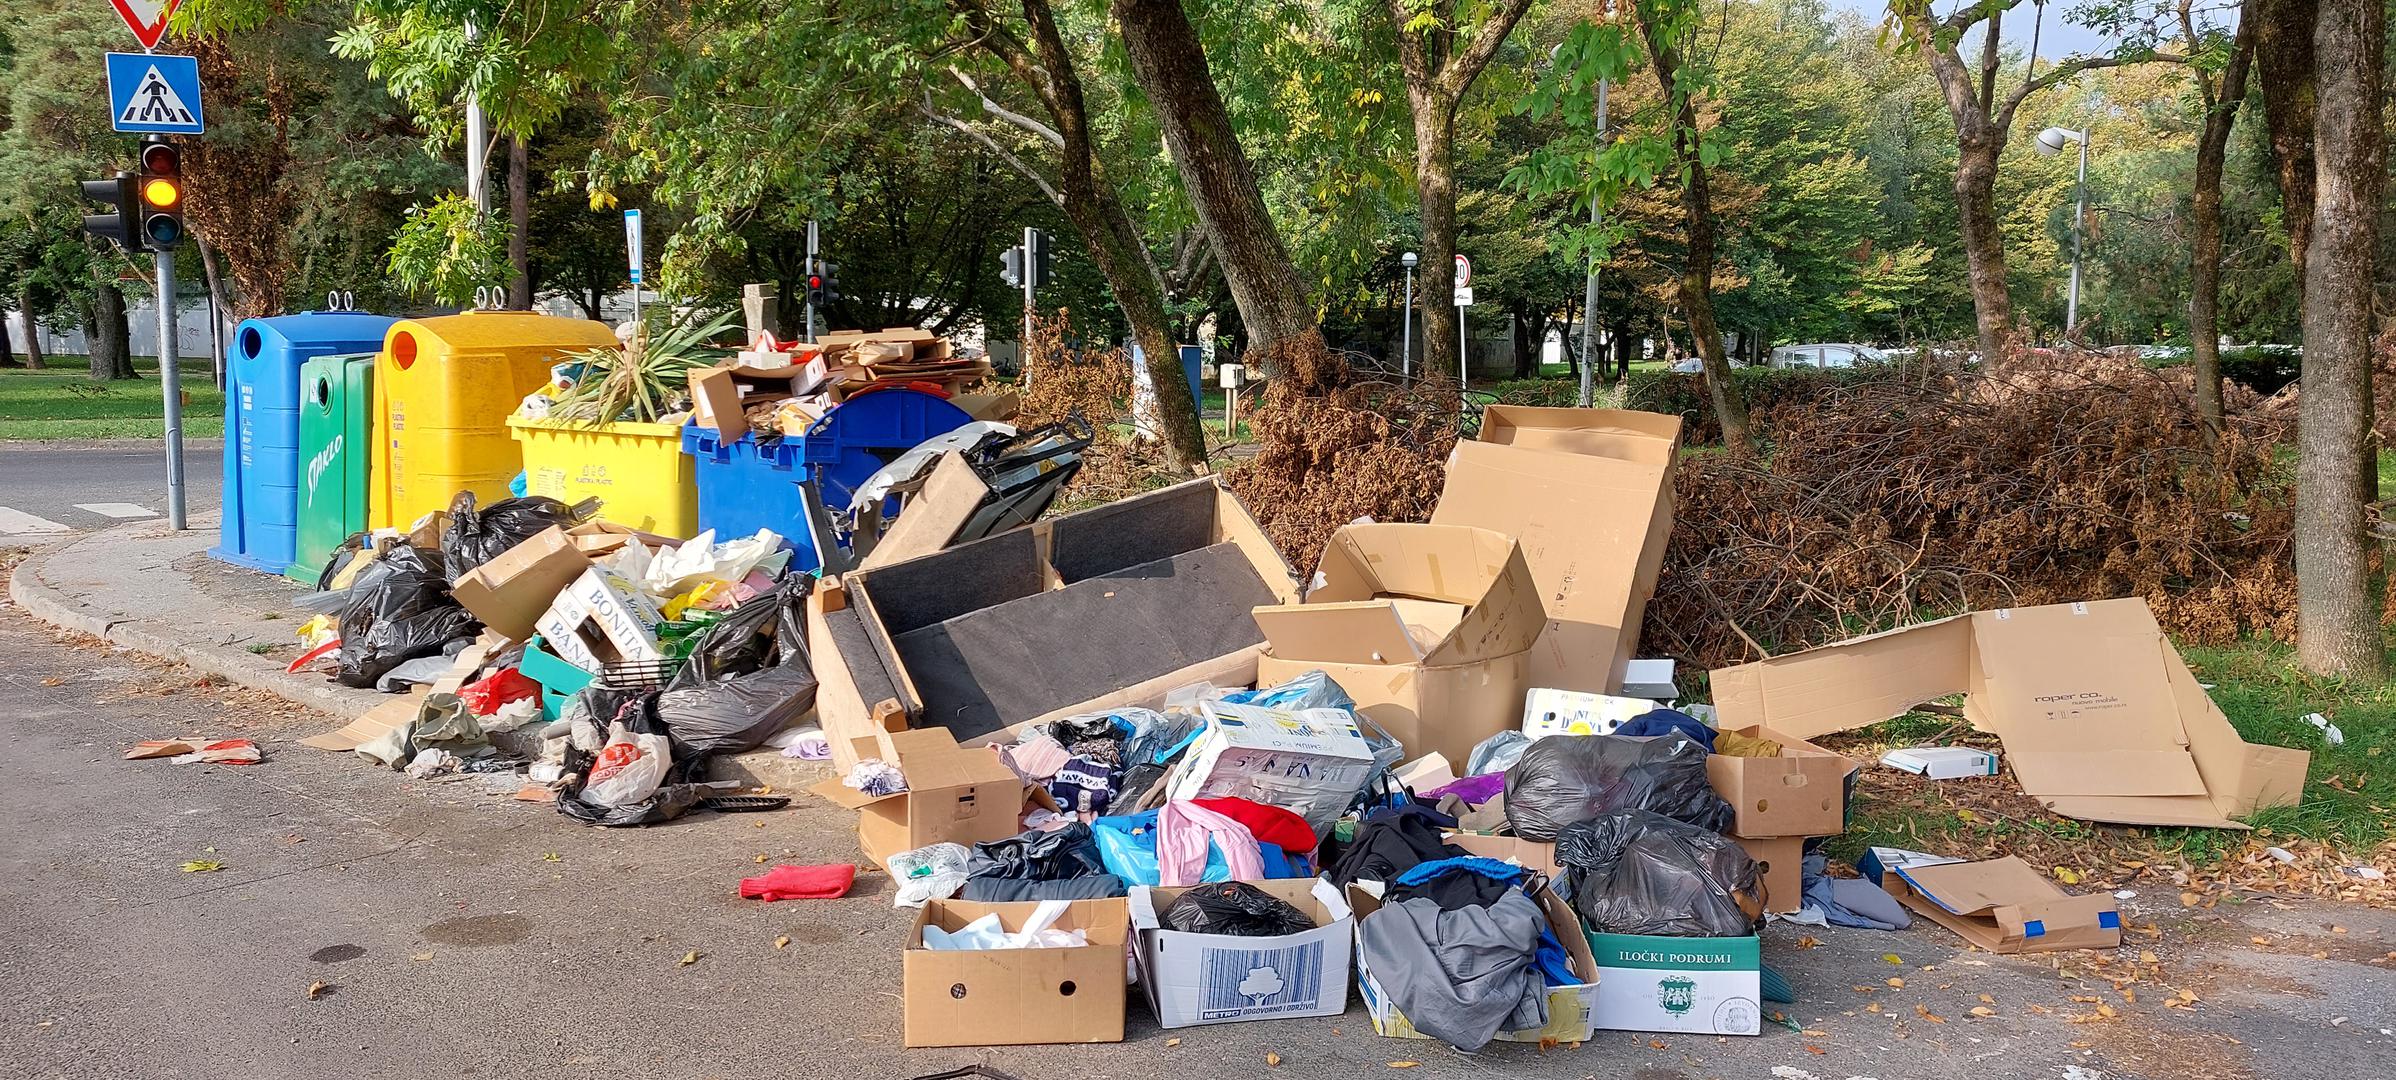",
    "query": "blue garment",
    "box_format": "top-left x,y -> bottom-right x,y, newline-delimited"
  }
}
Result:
1617,708 -> 1716,750
1392,856 -> 1531,891
1092,810 -> 1300,886
1533,925 -> 1578,987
